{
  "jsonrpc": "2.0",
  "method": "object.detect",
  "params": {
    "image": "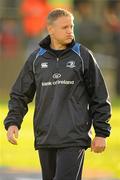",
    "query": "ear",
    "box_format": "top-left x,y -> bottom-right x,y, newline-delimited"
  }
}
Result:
47,25 -> 54,35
